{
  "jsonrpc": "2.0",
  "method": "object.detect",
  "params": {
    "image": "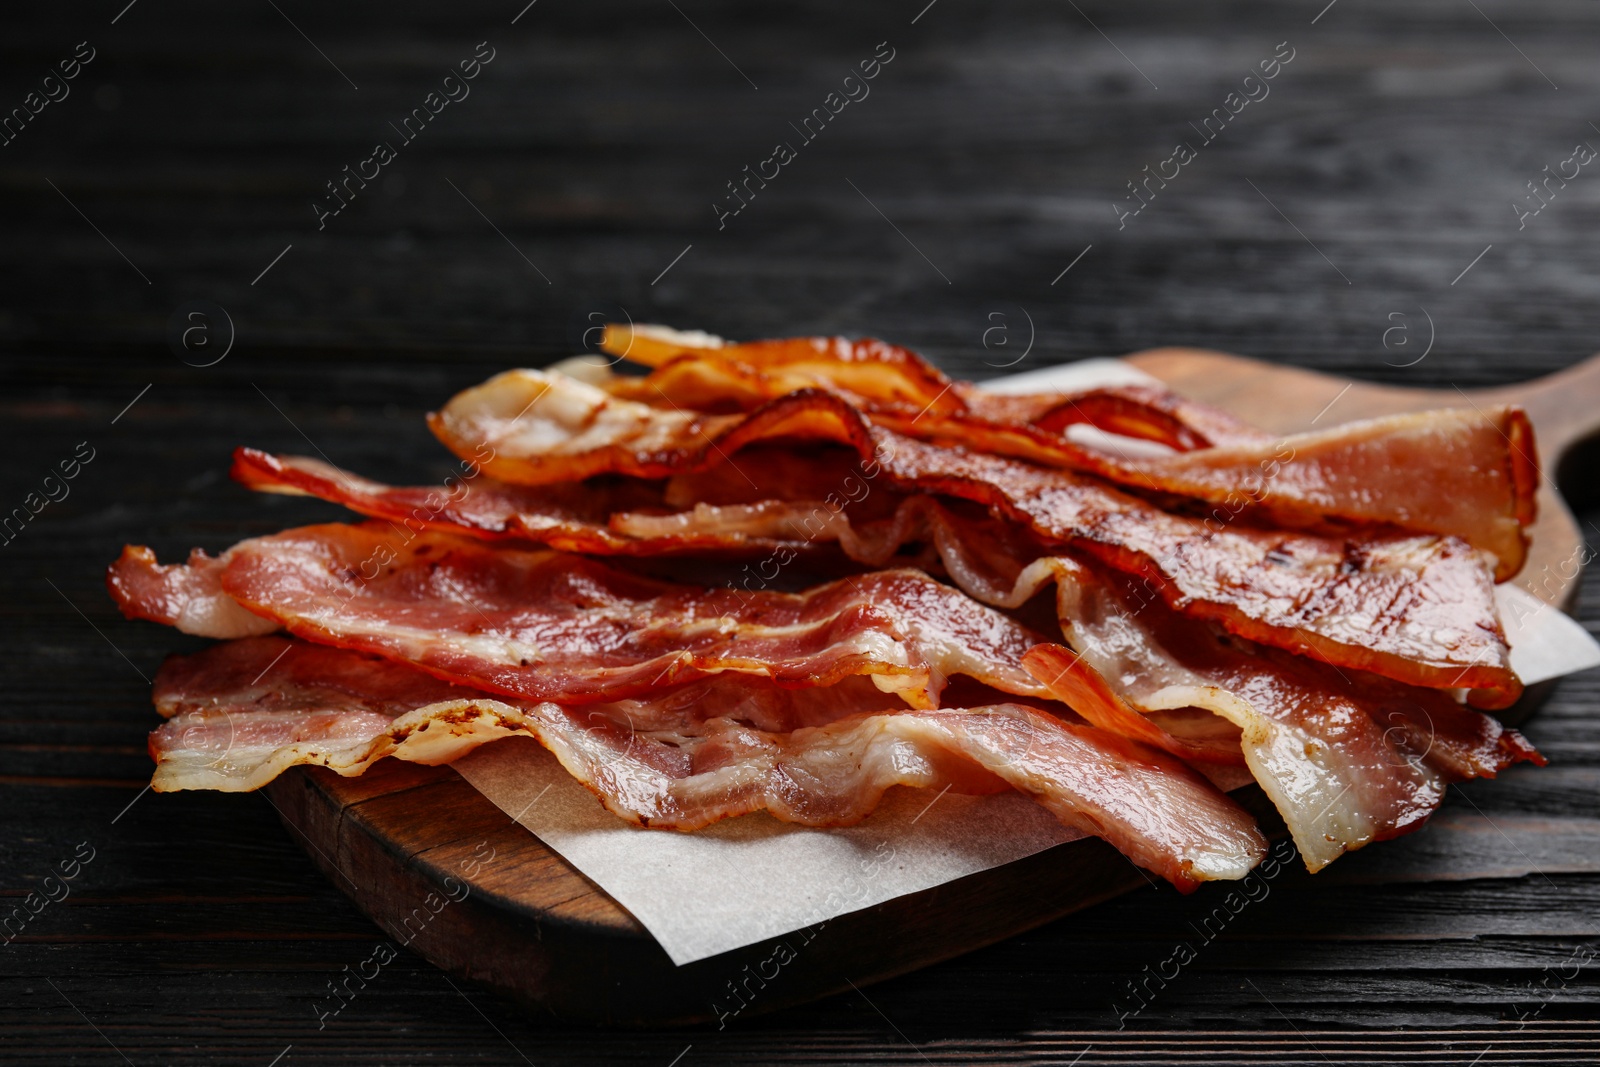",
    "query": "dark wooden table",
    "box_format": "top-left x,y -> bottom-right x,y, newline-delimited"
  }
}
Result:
5,0 -> 1600,1062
